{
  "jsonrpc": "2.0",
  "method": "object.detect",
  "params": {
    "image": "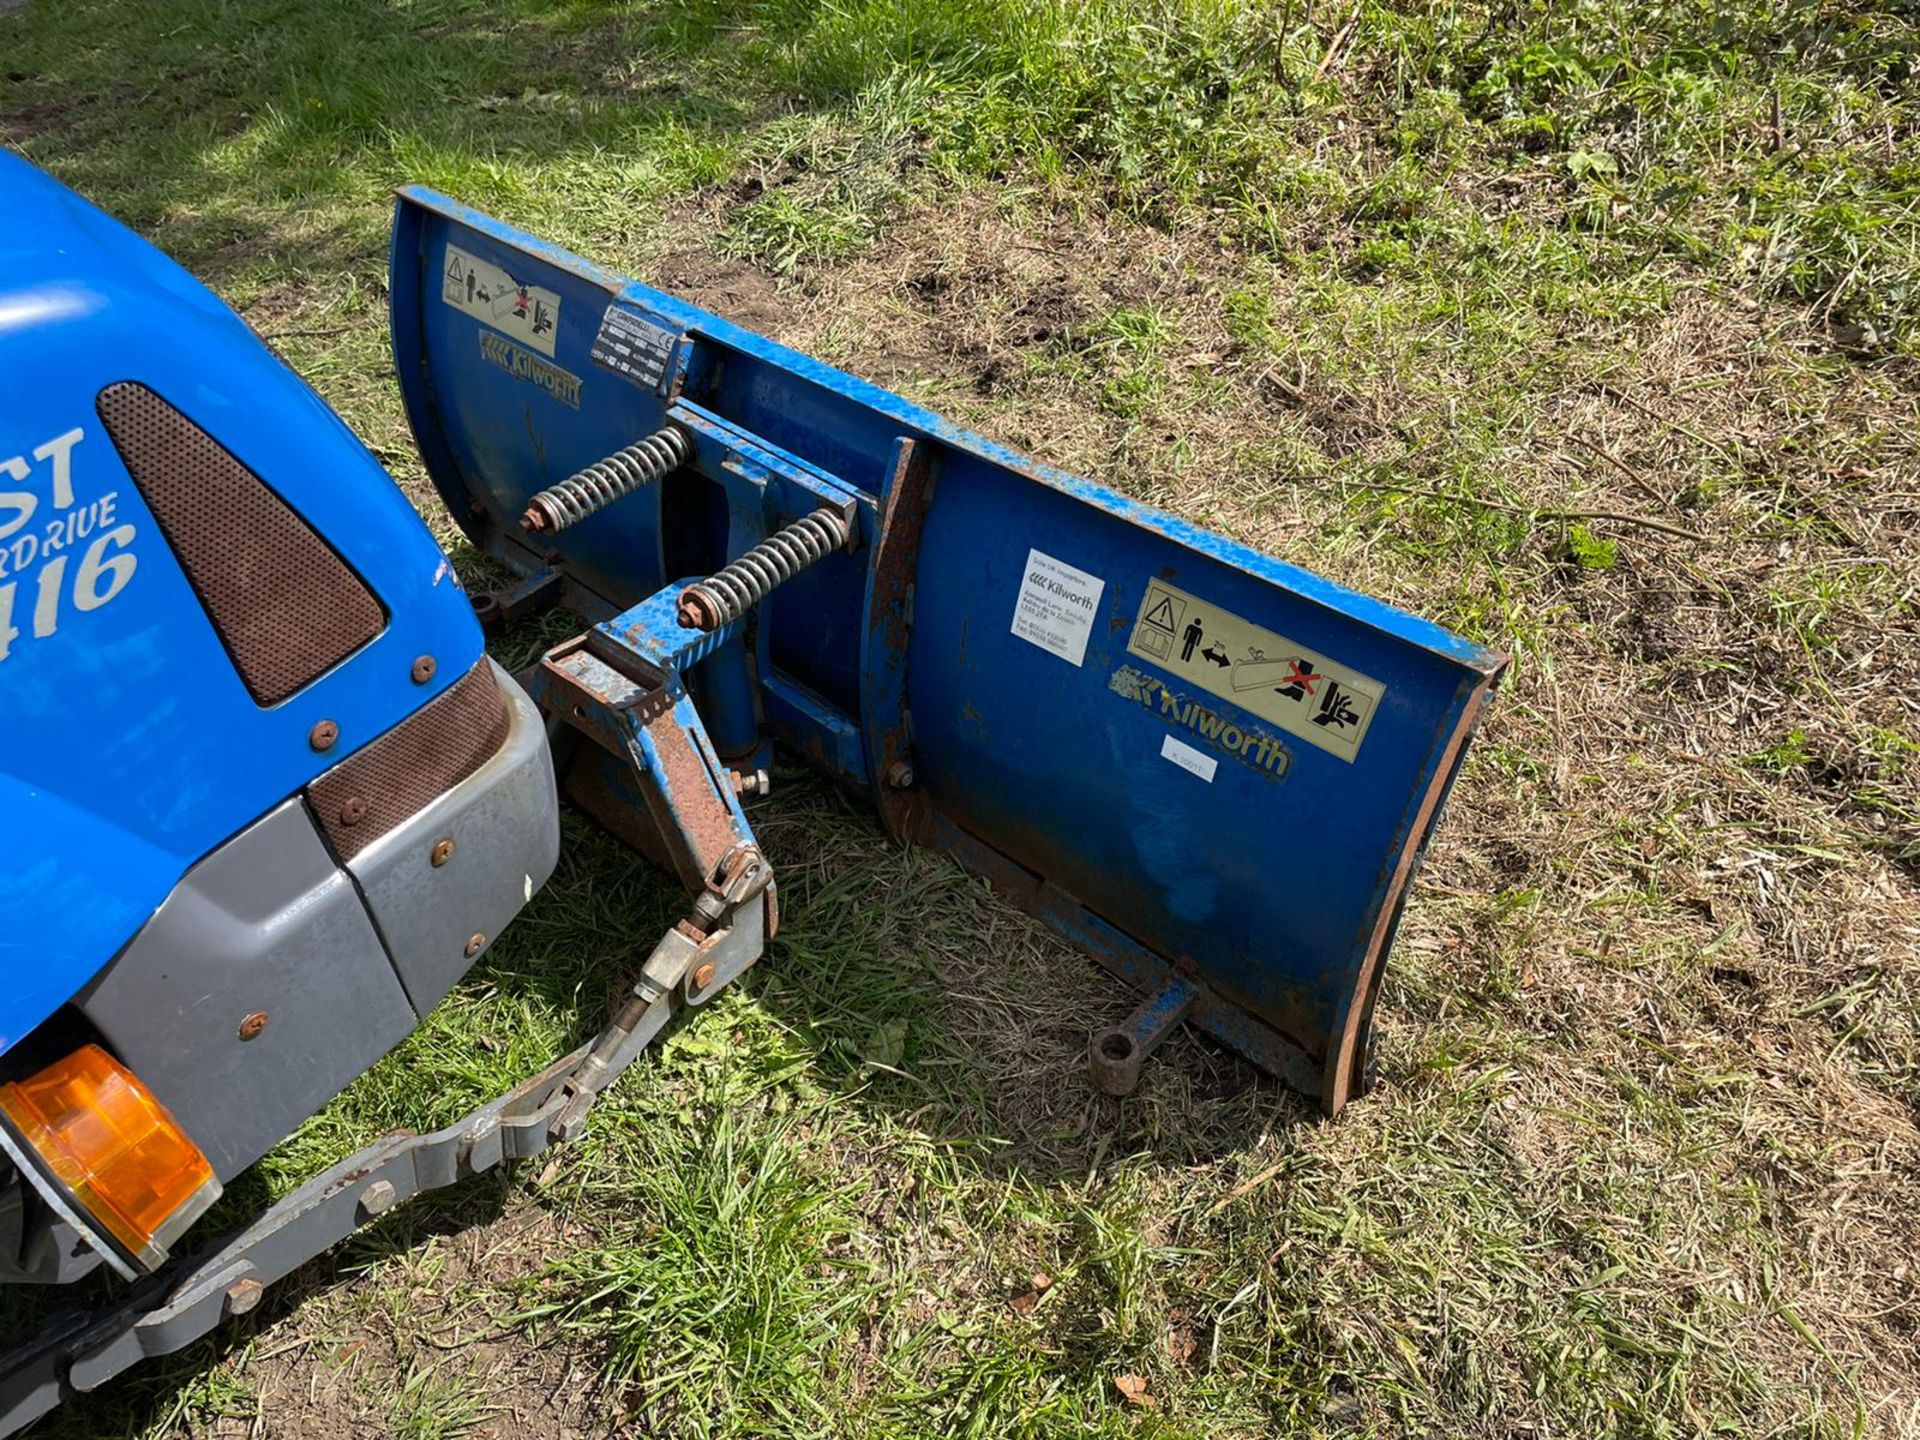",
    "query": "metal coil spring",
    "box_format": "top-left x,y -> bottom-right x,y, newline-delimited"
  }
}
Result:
522,425 -> 691,533
678,508 -> 851,630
